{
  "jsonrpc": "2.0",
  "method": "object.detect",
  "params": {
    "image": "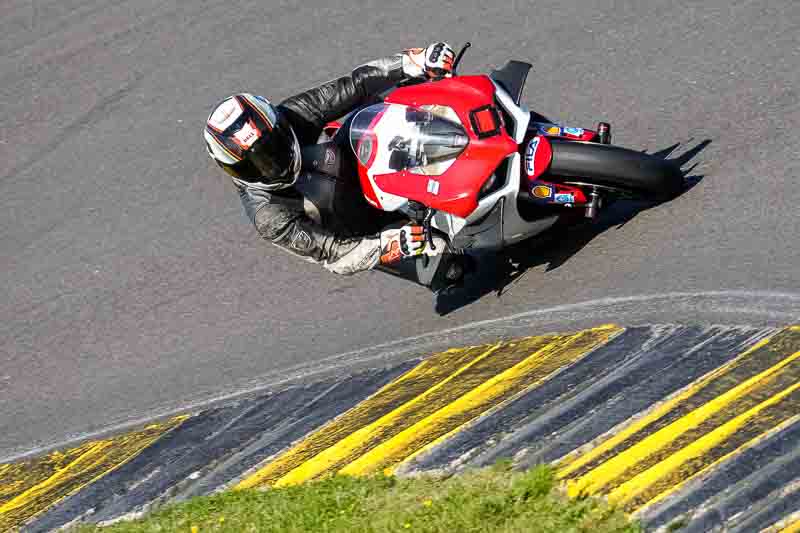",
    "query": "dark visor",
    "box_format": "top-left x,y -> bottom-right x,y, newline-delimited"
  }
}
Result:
224,111 -> 297,185
247,113 -> 296,181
